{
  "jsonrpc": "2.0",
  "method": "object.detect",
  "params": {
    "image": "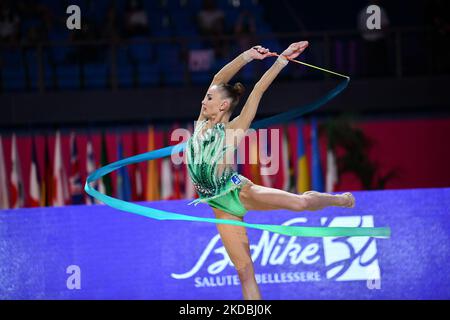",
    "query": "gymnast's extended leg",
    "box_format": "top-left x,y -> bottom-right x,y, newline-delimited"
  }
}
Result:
213,208 -> 261,300
239,182 -> 354,212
